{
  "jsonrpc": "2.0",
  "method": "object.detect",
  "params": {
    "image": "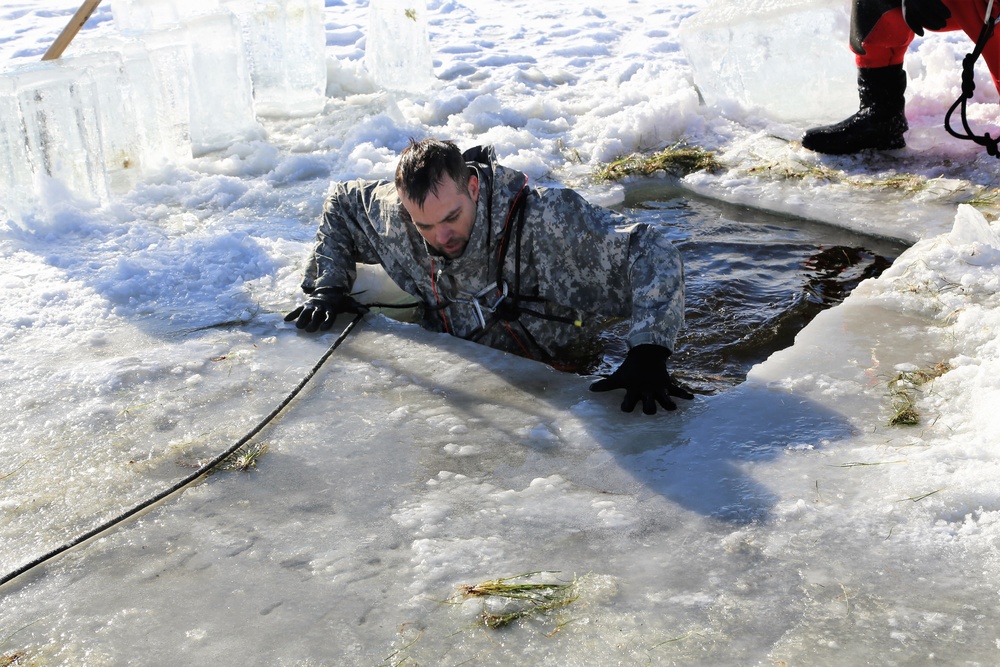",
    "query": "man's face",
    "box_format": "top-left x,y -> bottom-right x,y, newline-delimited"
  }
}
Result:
398,174 -> 479,259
